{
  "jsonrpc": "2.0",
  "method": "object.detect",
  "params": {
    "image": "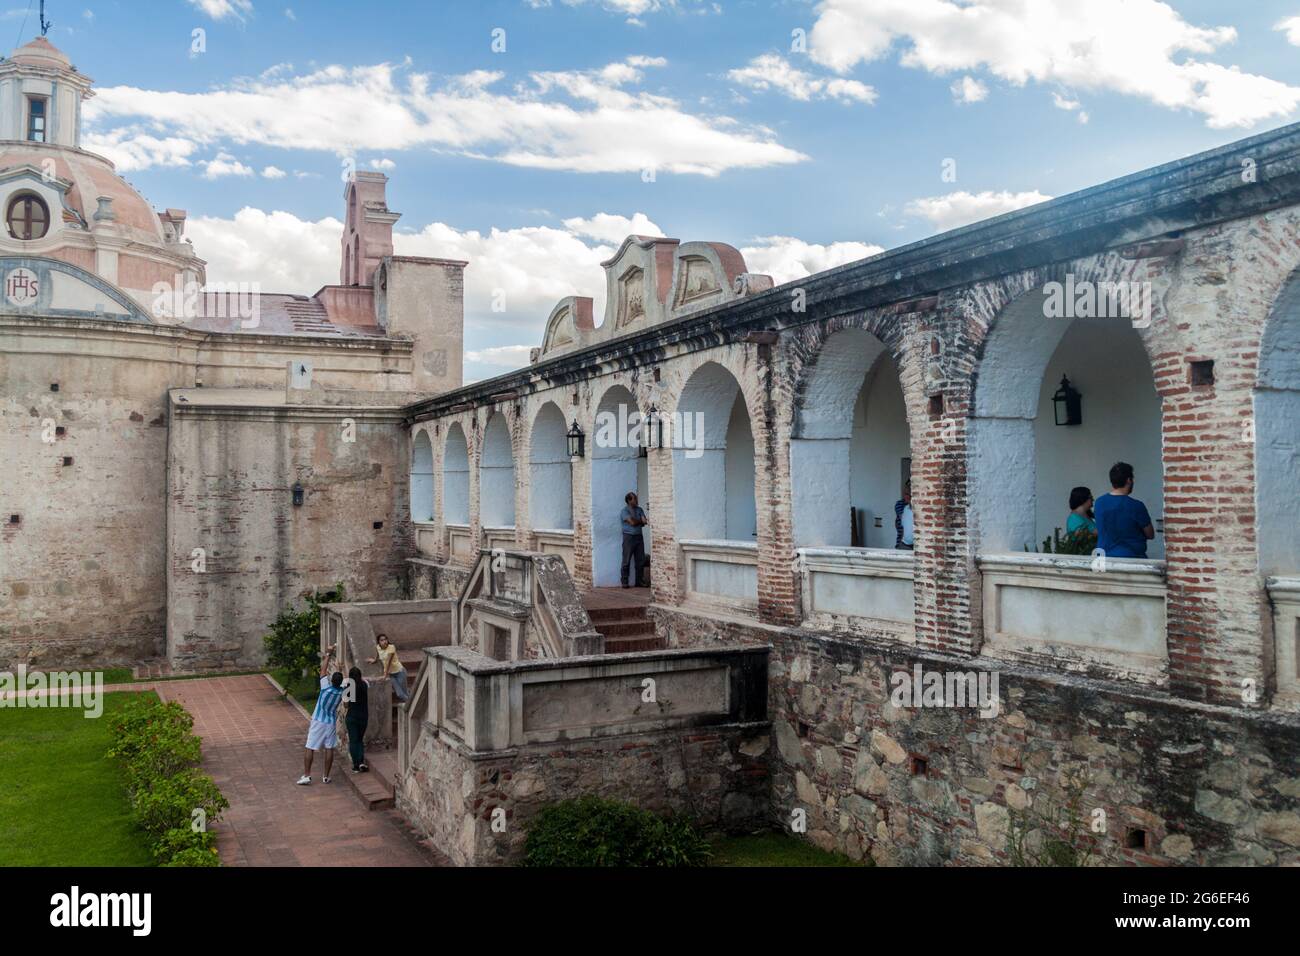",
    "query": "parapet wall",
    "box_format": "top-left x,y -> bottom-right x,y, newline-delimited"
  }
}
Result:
652,605 -> 1300,866
395,643 -> 771,865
